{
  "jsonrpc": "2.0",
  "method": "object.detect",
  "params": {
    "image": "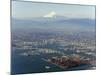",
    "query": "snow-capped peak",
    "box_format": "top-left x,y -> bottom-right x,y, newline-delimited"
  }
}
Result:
43,11 -> 57,18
